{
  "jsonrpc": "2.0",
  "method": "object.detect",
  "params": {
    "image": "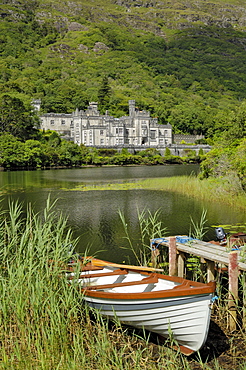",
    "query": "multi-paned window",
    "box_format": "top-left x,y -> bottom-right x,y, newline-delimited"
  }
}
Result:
116,127 -> 123,135
150,130 -> 156,139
